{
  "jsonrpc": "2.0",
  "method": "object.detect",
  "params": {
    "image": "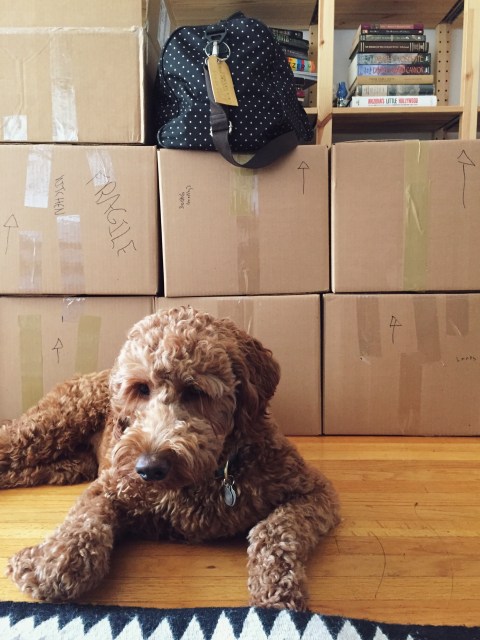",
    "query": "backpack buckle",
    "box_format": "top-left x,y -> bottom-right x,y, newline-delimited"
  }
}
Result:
203,23 -> 229,59
203,23 -> 227,44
